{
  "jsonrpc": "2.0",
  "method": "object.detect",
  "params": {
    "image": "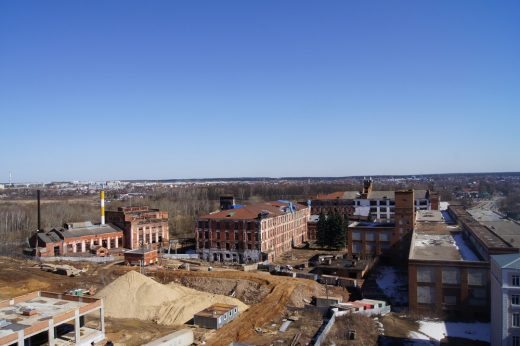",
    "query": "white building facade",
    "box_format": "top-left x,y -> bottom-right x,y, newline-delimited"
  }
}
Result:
491,253 -> 520,346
